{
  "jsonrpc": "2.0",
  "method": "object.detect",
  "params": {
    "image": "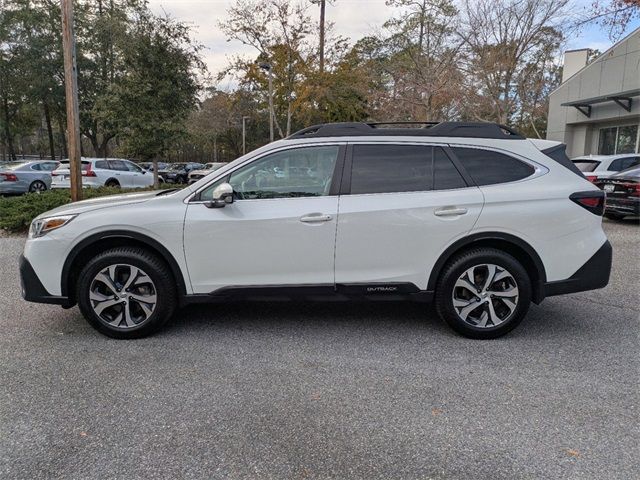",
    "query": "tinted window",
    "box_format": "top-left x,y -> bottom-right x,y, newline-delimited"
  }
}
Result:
434,147 -> 466,190
201,146 -> 339,201
573,160 -> 599,172
108,160 -> 129,171
95,160 -> 110,169
452,148 -> 535,186
608,157 -> 639,171
350,144 -> 431,194
30,163 -> 42,171
41,162 -> 59,171
125,161 -> 143,173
